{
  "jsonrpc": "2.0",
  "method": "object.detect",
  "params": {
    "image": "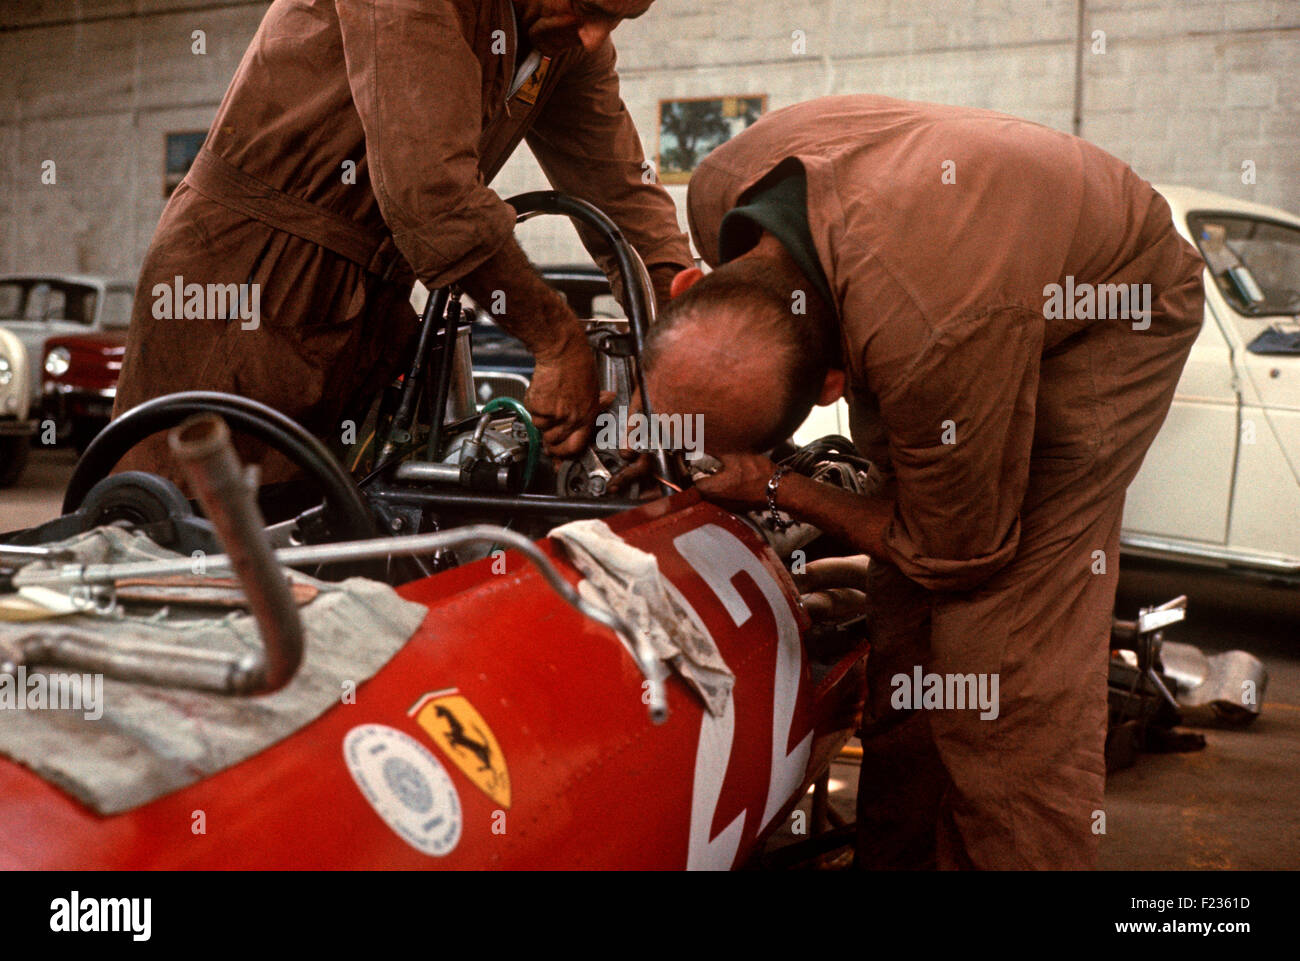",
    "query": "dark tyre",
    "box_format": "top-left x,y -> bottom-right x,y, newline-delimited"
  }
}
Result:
0,435 -> 31,488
